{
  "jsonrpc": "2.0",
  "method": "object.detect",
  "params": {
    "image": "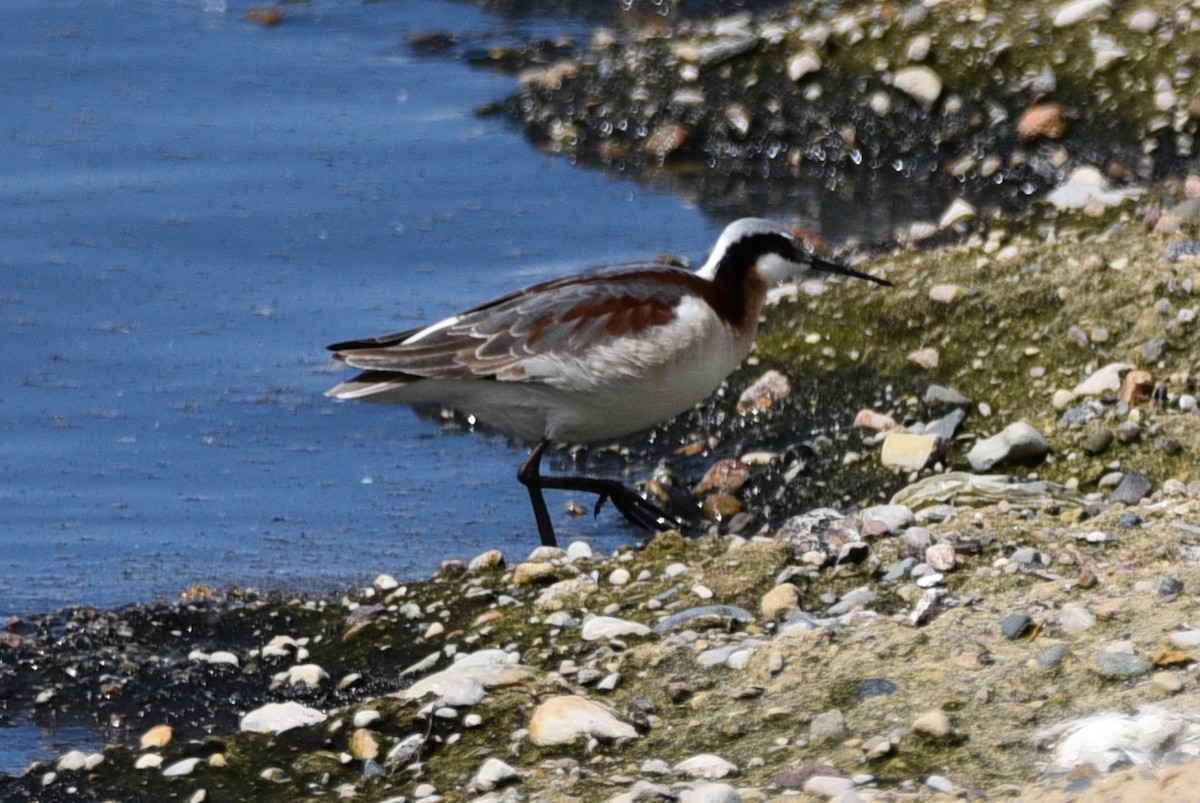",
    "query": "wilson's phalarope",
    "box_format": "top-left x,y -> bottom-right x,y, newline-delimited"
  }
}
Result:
326,217 -> 890,547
